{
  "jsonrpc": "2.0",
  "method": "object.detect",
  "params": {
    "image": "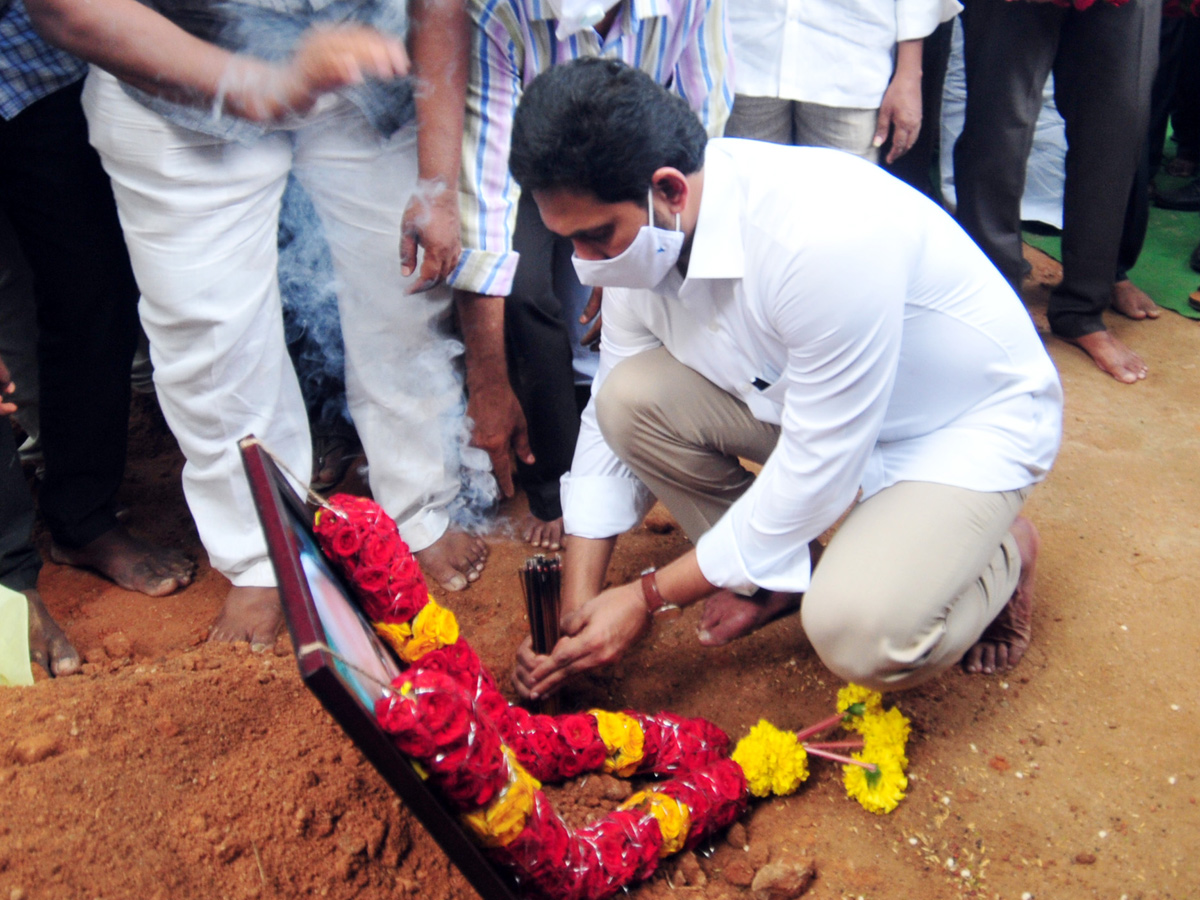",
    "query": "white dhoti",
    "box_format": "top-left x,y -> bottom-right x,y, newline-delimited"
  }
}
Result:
82,69 -> 464,586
